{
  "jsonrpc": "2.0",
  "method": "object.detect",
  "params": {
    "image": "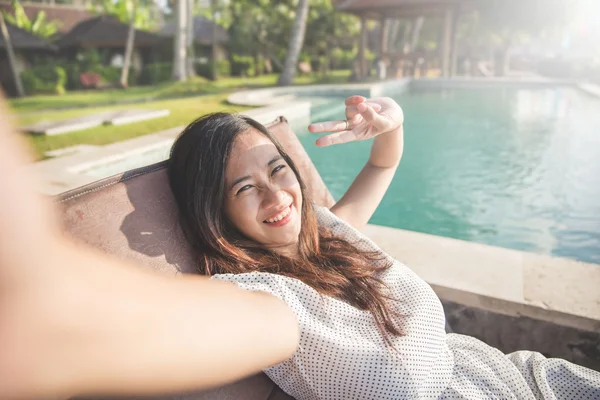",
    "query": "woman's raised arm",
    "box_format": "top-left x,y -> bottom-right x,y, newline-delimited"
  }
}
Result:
308,96 -> 404,230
